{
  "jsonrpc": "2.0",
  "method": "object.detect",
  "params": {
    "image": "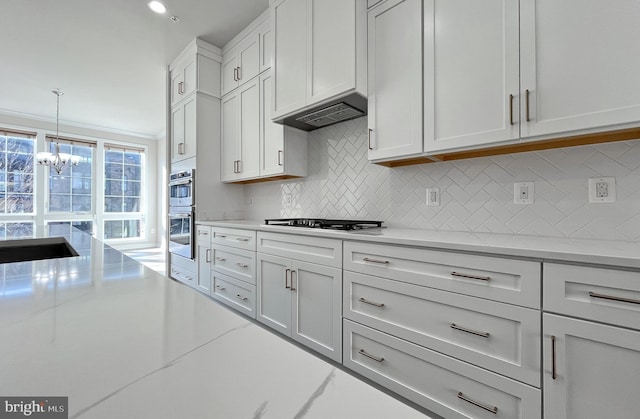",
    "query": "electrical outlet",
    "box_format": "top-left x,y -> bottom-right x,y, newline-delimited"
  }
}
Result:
248,196 -> 254,206
284,193 -> 292,208
589,177 -> 616,203
426,188 -> 440,206
514,182 -> 534,204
